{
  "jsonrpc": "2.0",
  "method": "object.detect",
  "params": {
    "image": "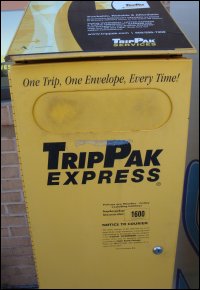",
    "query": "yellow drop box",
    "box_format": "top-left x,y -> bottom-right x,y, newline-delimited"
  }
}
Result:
7,1 -> 196,289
